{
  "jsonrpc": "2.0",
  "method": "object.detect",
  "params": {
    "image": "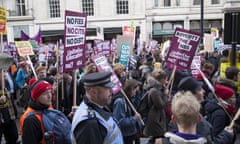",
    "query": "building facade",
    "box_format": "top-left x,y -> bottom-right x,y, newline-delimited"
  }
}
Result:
0,0 -> 234,44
